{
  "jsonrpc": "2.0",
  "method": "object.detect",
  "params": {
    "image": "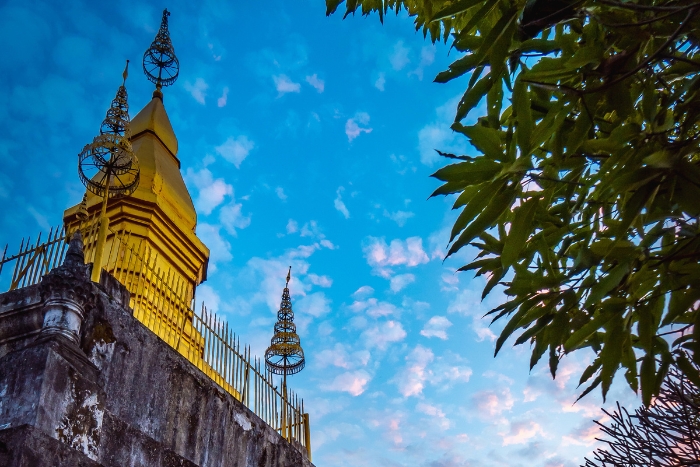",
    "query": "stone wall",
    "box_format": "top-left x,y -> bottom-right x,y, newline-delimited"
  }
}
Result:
0,235 -> 314,467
